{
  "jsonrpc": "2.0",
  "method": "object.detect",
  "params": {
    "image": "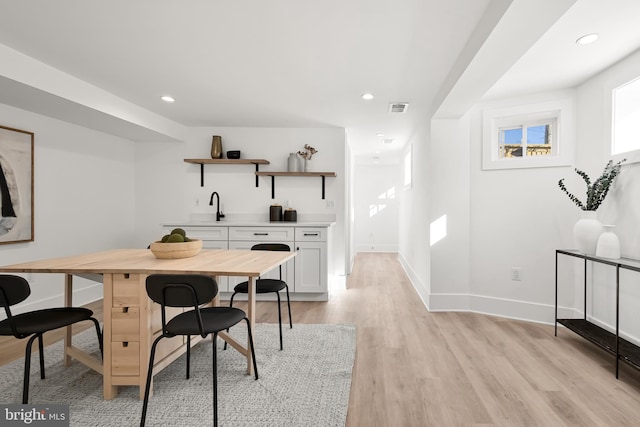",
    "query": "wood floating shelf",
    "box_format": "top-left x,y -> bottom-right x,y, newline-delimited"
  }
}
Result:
255,171 -> 337,199
184,159 -> 270,187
